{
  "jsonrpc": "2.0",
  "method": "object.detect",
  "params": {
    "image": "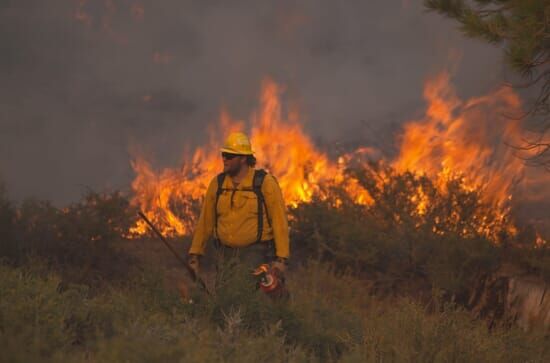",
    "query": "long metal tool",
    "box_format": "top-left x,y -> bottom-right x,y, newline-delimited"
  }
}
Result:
137,211 -> 209,294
